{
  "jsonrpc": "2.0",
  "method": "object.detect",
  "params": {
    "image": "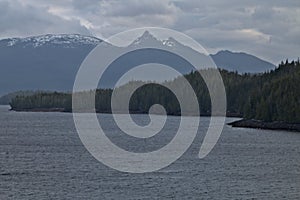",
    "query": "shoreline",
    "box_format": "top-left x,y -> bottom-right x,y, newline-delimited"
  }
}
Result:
9,107 -> 241,117
228,119 -> 300,132
9,107 -> 300,132
11,108 -> 67,112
